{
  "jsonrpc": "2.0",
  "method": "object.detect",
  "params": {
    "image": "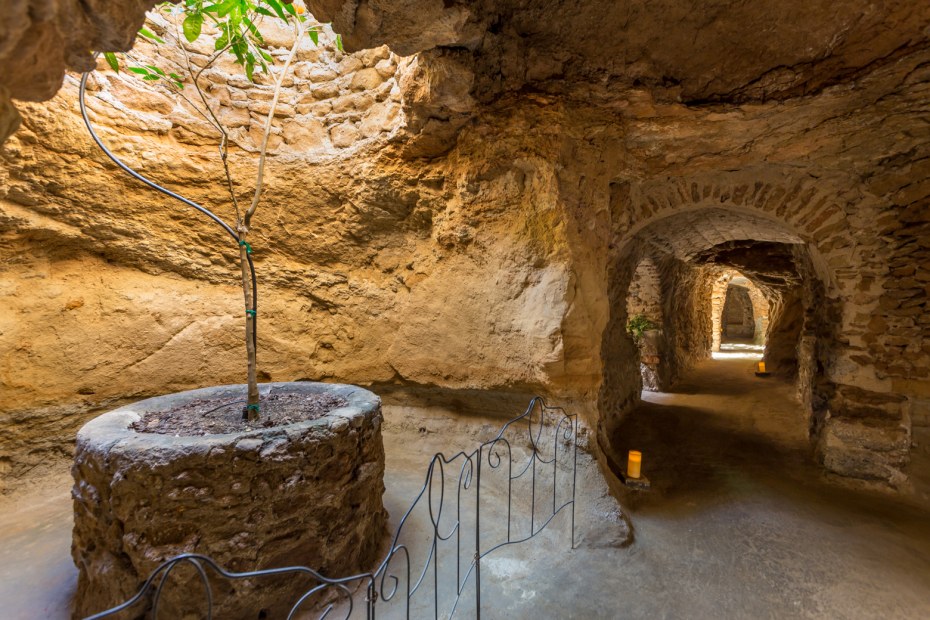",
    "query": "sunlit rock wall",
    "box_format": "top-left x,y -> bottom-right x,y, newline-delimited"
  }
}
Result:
1,0 -> 929,492
0,28 -> 608,489
0,0 -> 162,142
